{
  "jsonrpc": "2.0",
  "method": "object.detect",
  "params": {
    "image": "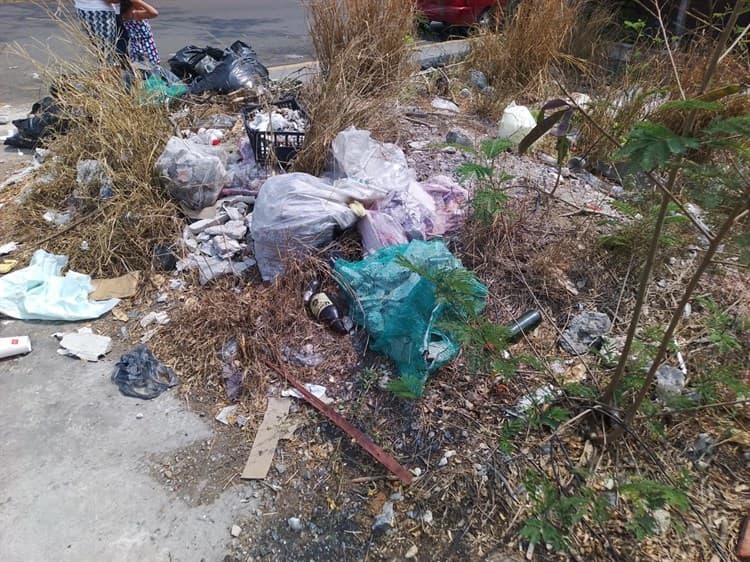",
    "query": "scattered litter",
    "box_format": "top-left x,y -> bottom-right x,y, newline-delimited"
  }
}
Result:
514,384 -> 561,413
335,240 -> 487,397
139,311 -> 170,327
287,517 -> 303,532
76,159 -> 113,196
89,271 -> 141,300
559,311 -> 611,355
55,327 -> 112,362
655,364 -> 686,401
3,96 -> 68,149
221,340 -> 243,401
431,97 -> 460,113
240,397 -> 297,480
283,344 -> 323,367
497,101 -> 536,143
437,449 -> 456,467
372,501 -> 395,533
0,336 -> 32,359
281,383 -> 332,404
0,259 -> 18,274
0,250 -> 119,321
111,344 -> 178,400
265,360 -> 413,484
111,307 -> 129,322
0,242 -> 19,255
43,210 -> 72,226
230,524 -> 242,538
215,405 -> 239,425
691,433 -> 716,469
